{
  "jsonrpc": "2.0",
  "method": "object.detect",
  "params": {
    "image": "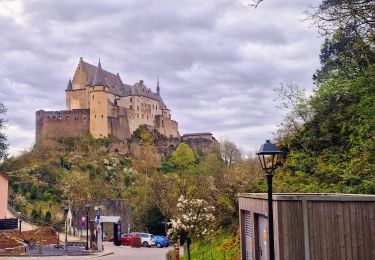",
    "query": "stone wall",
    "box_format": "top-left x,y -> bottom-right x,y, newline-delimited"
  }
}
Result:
154,115 -> 179,138
66,88 -> 88,110
35,109 -> 90,141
